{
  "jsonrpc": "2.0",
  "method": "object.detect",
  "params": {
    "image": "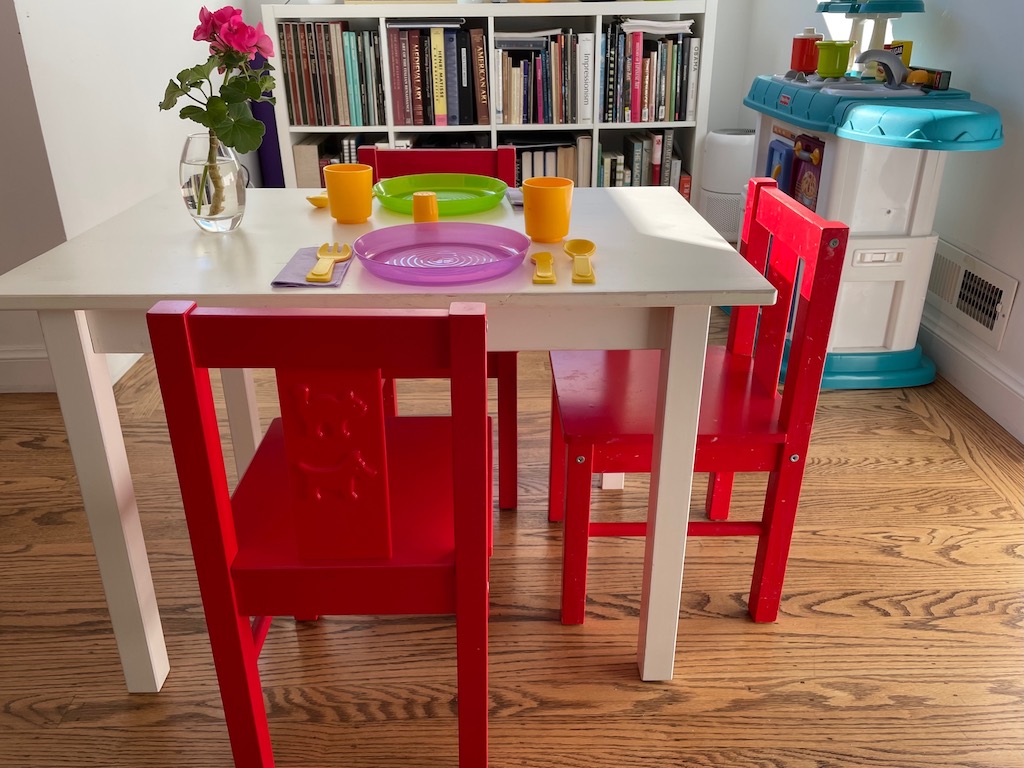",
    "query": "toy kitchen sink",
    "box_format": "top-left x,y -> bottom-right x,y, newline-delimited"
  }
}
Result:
744,50 -> 1003,388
